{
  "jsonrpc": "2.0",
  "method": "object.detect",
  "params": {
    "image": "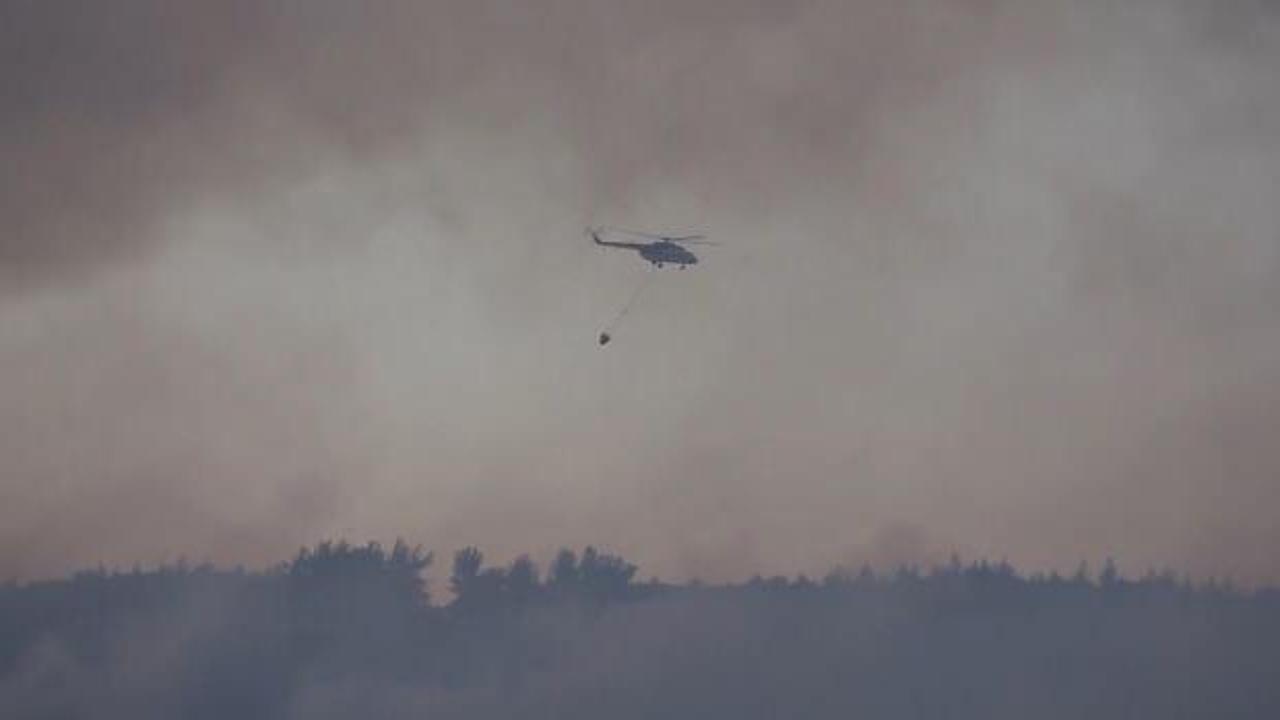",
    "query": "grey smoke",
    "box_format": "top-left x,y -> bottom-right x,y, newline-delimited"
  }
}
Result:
2,1 -> 1279,583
